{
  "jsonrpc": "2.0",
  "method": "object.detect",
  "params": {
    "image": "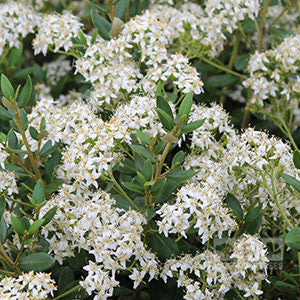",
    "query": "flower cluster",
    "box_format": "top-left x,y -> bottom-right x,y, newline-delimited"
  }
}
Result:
0,145 -> 17,196
184,104 -> 300,226
27,98 -> 128,188
42,56 -> 72,86
161,235 -> 268,299
157,182 -> 237,243
243,34 -> 300,127
172,0 -> 259,57
0,0 -> 41,55
0,271 -> 57,300
76,4 -> 203,110
33,11 -> 83,55
40,184 -> 159,298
